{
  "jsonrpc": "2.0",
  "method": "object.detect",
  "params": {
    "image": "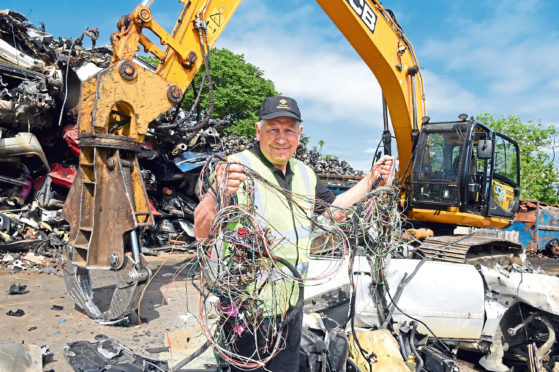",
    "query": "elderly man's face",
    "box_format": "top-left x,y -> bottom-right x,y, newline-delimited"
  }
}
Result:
256,117 -> 303,171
